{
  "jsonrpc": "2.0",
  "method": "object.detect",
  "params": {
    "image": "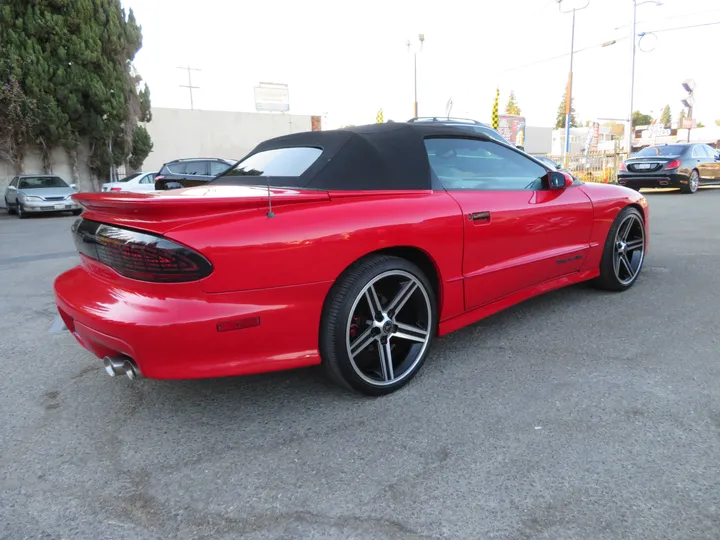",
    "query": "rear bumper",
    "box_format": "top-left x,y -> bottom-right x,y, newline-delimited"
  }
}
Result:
617,172 -> 687,189
54,264 -> 331,379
